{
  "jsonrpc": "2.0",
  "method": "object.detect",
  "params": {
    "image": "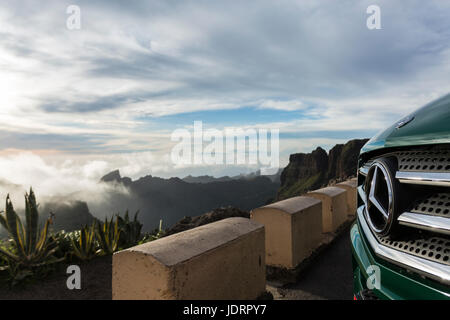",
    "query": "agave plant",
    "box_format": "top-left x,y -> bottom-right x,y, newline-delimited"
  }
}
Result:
139,219 -> 164,244
96,216 -> 121,255
70,223 -> 97,261
117,210 -> 143,248
0,189 -> 60,268
153,219 -> 164,240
